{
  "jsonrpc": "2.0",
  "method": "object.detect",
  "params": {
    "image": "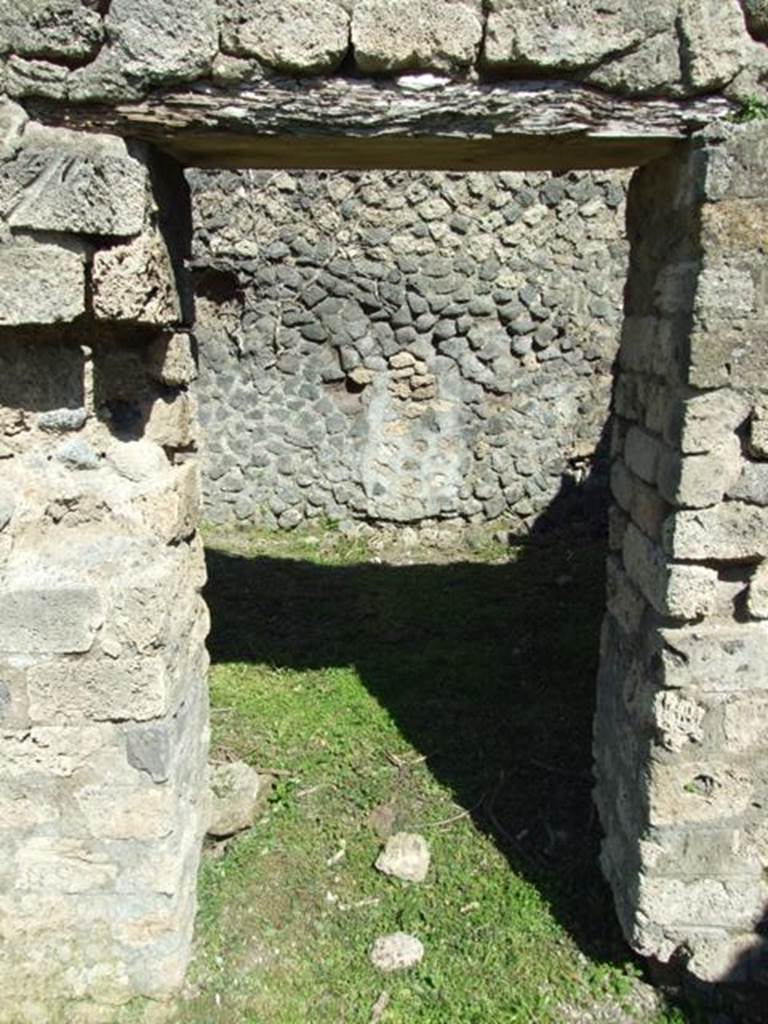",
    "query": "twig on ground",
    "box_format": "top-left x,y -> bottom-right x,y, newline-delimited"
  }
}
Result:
418,790 -> 487,829
385,751 -> 430,769
485,770 -> 546,870
296,783 -> 331,799
369,991 -> 390,1024
422,807 -> 470,828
